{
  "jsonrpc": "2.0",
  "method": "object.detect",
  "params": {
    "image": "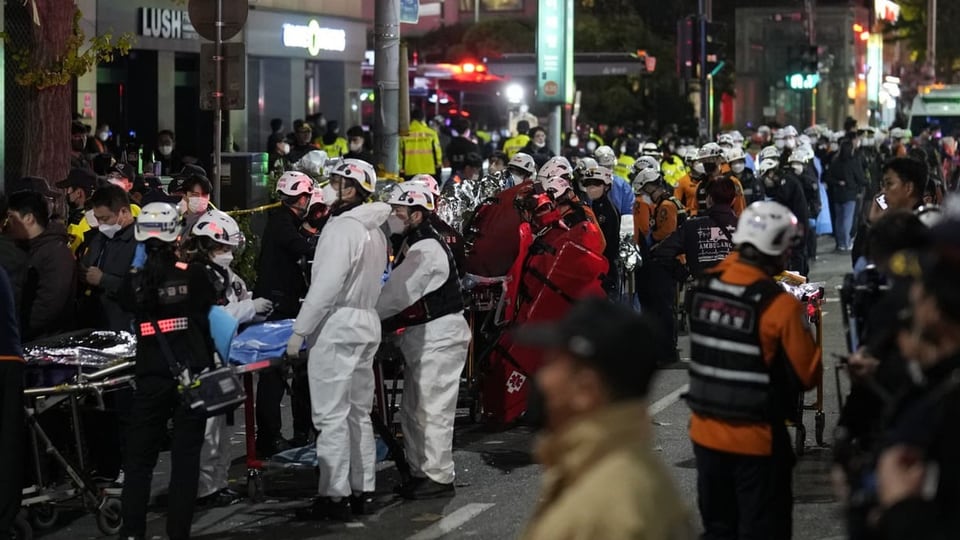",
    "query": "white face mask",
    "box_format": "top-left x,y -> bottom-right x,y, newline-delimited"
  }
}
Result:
731,162 -> 745,174
212,252 -> 234,269
791,163 -> 804,175
85,209 -> 99,228
187,196 -> 209,214
584,185 -> 605,201
321,184 -> 338,205
98,131 -> 109,142
533,141 -> 545,149
775,139 -> 785,150
785,138 -> 797,150
586,140 -> 597,152
159,145 -> 174,157
99,223 -> 121,239
387,214 -> 405,235
692,162 -> 706,176
279,142 -> 291,155
568,136 -> 579,147
349,141 -> 363,152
